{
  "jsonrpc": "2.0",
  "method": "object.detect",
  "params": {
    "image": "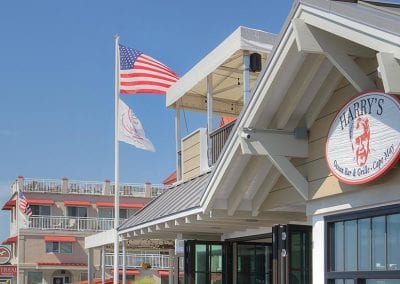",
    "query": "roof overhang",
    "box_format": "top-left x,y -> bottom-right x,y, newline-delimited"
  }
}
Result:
113,0 -> 400,242
166,26 -> 276,116
200,0 -> 400,218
